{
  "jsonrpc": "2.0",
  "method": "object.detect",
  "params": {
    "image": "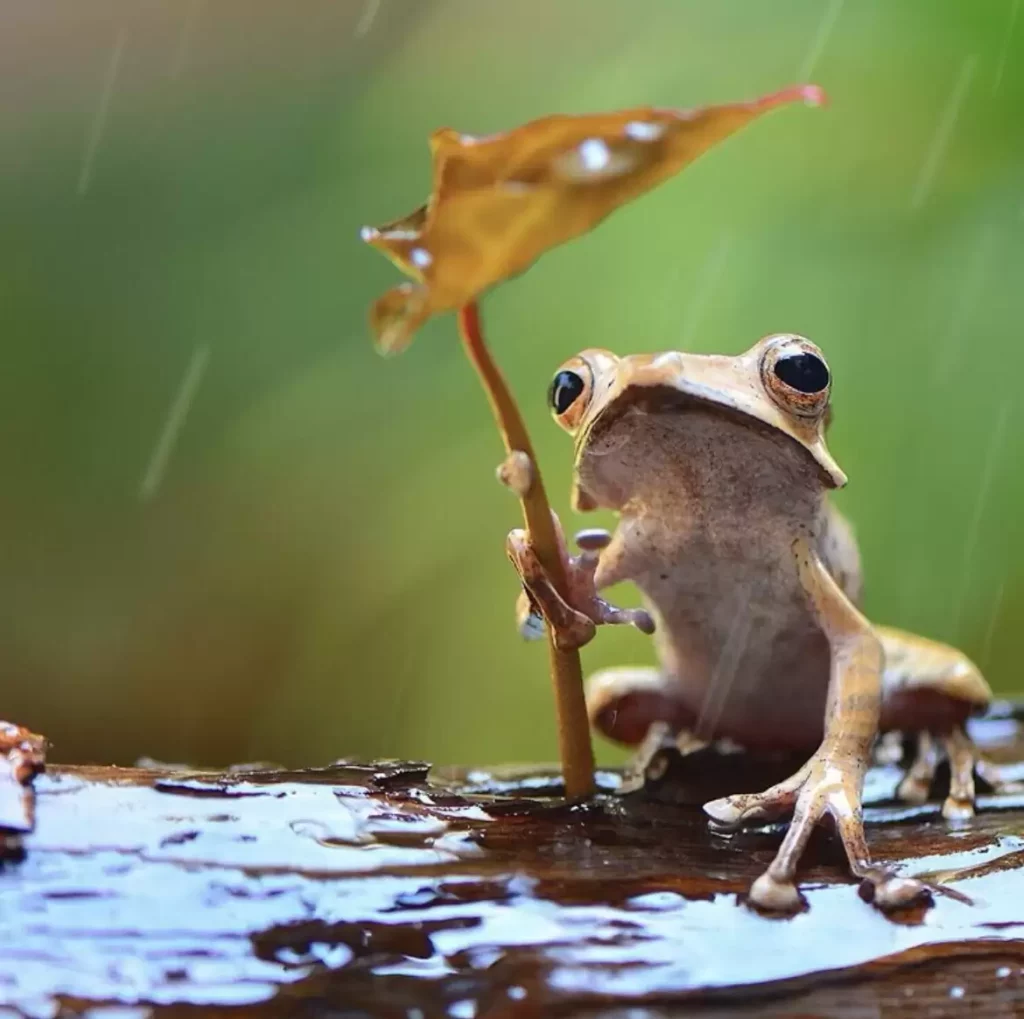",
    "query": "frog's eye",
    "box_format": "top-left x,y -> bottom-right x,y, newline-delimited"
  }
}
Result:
548,359 -> 594,432
761,337 -> 830,417
550,371 -> 585,413
774,352 -> 829,394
